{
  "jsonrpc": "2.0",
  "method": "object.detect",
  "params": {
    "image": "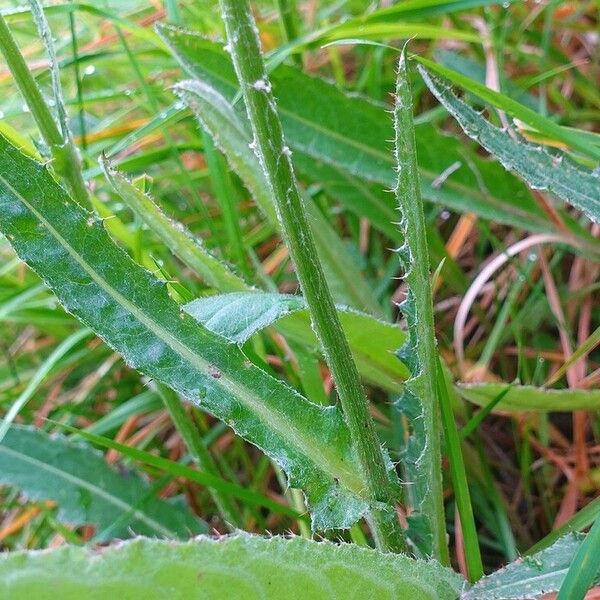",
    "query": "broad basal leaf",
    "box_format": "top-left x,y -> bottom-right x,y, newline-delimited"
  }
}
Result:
0,425 -> 206,540
158,24 -> 592,247
0,133 -> 372,531
457,383 -> 600,412
420,67 -> 600,224
0,534 -> 465,599
463,533 -> 597,600
184,292 -> 410,389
